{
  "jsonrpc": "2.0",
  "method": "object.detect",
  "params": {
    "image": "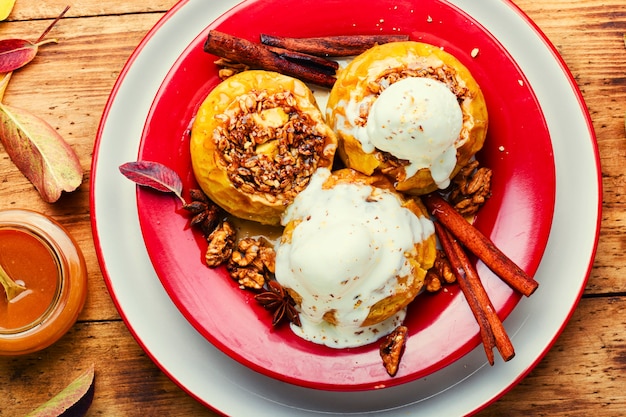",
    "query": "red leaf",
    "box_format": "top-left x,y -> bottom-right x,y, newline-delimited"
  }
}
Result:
0,5 -> 69,73
0,39 -> 39,72
119,161 -> 185,204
